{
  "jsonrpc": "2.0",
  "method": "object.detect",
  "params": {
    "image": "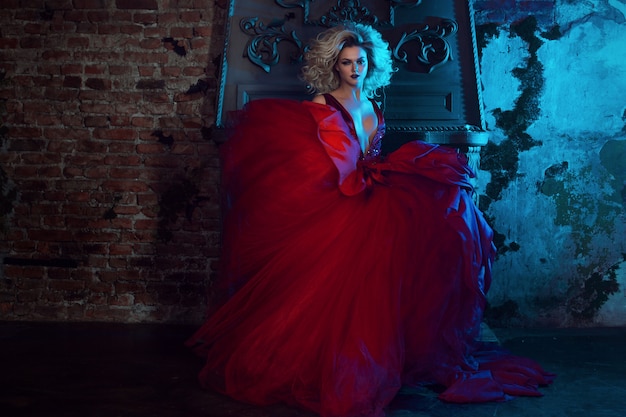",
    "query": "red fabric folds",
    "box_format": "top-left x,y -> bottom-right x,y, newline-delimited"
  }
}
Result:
186,99 -> 554,416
